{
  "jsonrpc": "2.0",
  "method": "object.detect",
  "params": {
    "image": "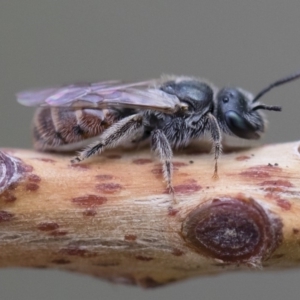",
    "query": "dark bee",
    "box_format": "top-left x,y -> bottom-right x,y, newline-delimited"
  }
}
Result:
17,72 -> 300,193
